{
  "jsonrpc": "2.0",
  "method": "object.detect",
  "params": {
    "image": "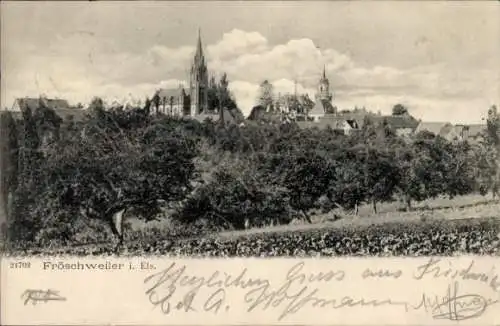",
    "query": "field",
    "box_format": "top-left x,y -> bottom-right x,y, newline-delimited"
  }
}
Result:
216,194 -> 500,239
4,194 -> 500,257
